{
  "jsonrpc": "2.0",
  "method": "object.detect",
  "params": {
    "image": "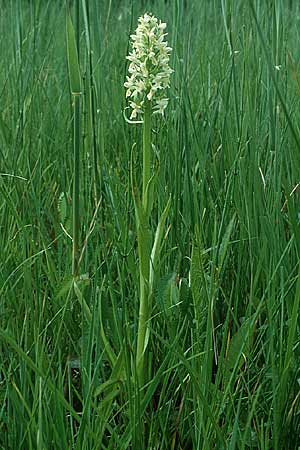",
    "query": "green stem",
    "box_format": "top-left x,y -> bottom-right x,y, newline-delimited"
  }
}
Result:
136,100 -> 152,388
142,99 -> 151,210
75,0 -> 80,59
136,270 -> 149,387
72,94 -> 80,277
